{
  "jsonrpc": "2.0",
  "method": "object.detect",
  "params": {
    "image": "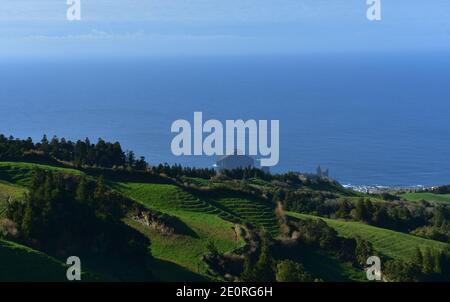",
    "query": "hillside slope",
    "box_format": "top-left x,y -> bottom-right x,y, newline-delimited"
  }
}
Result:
401,192 -> 450,204
112,182 -> 245,278
287,212 -> 450,261
2,161 -> 448,282
0,239 -> 71,282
